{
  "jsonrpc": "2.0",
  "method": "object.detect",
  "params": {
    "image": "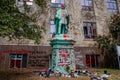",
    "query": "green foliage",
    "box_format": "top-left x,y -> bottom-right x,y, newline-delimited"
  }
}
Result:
0,0 -> 45,44
95,13 -> 120,68
35,0 -> 46,8
95,35 -> 119,68
109,13 -> 120,39
95,35 -> 110,54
